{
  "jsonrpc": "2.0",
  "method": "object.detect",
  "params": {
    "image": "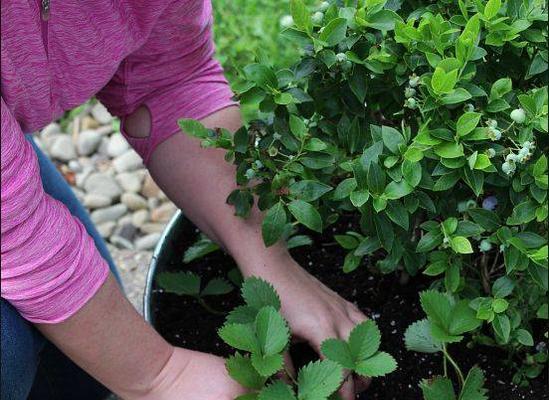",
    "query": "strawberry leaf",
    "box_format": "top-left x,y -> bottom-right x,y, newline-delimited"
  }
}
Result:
459,367 -> 488,400
259,380 -> 297,400
218,323 -> 259,353
420,376 -> 457,400
226,353 -> 266,389
242,277 -> 282,311
251,352 -> 285,377
156,272 -> 201,296
297,360 -> 343,400
404,319 -> 443,353
348,320 -> 381,361
201,278 -> 233,296
321,338 -> 355,369
255,306 -> 290,356
355,351 -> 397,378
